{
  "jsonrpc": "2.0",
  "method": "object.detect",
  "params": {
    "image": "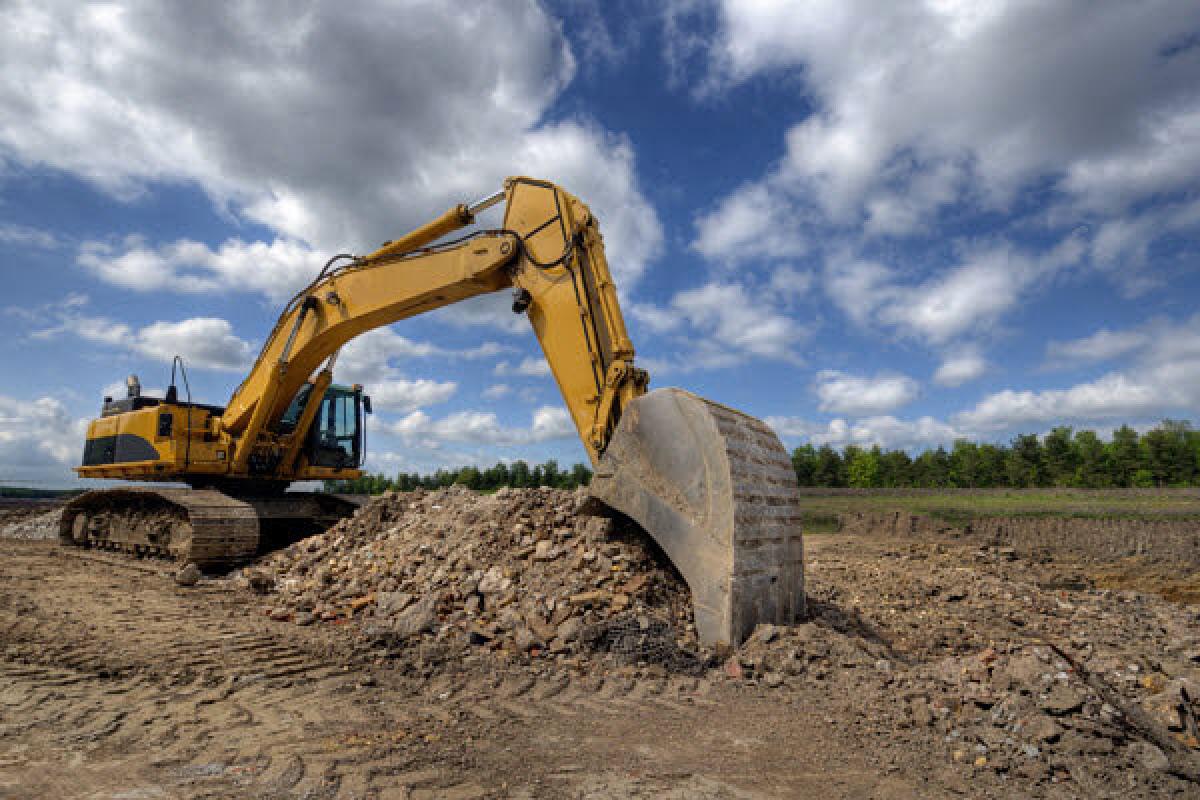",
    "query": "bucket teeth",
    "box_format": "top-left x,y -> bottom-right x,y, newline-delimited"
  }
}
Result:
588,388 -> 805,647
